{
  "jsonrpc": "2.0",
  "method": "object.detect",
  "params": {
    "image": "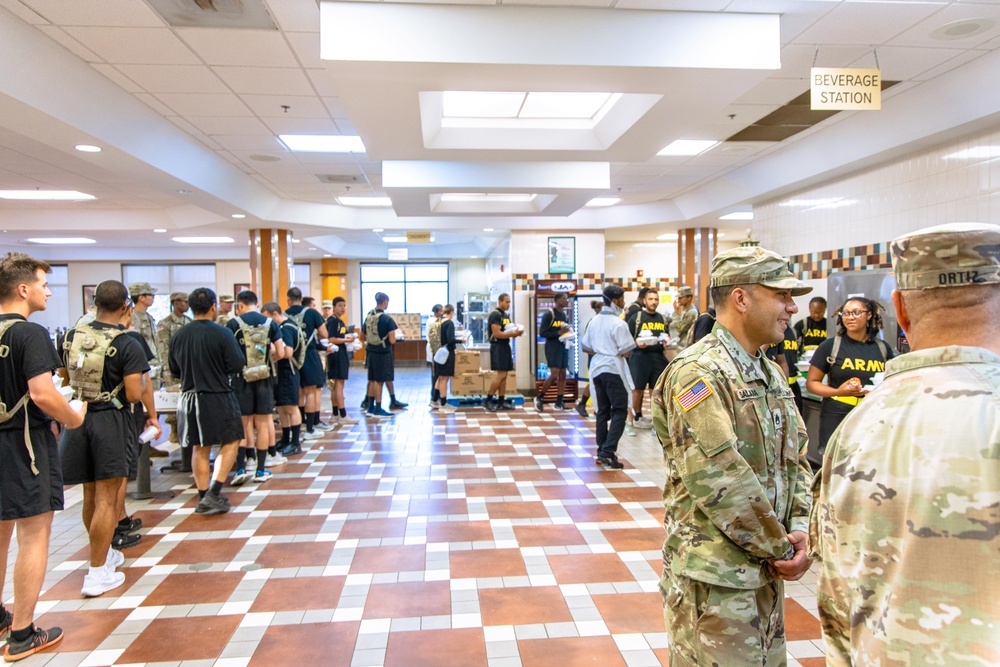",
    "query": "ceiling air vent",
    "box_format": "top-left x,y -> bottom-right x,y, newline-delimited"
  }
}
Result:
319,174 -> 365,184
147,0 -> 276,29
